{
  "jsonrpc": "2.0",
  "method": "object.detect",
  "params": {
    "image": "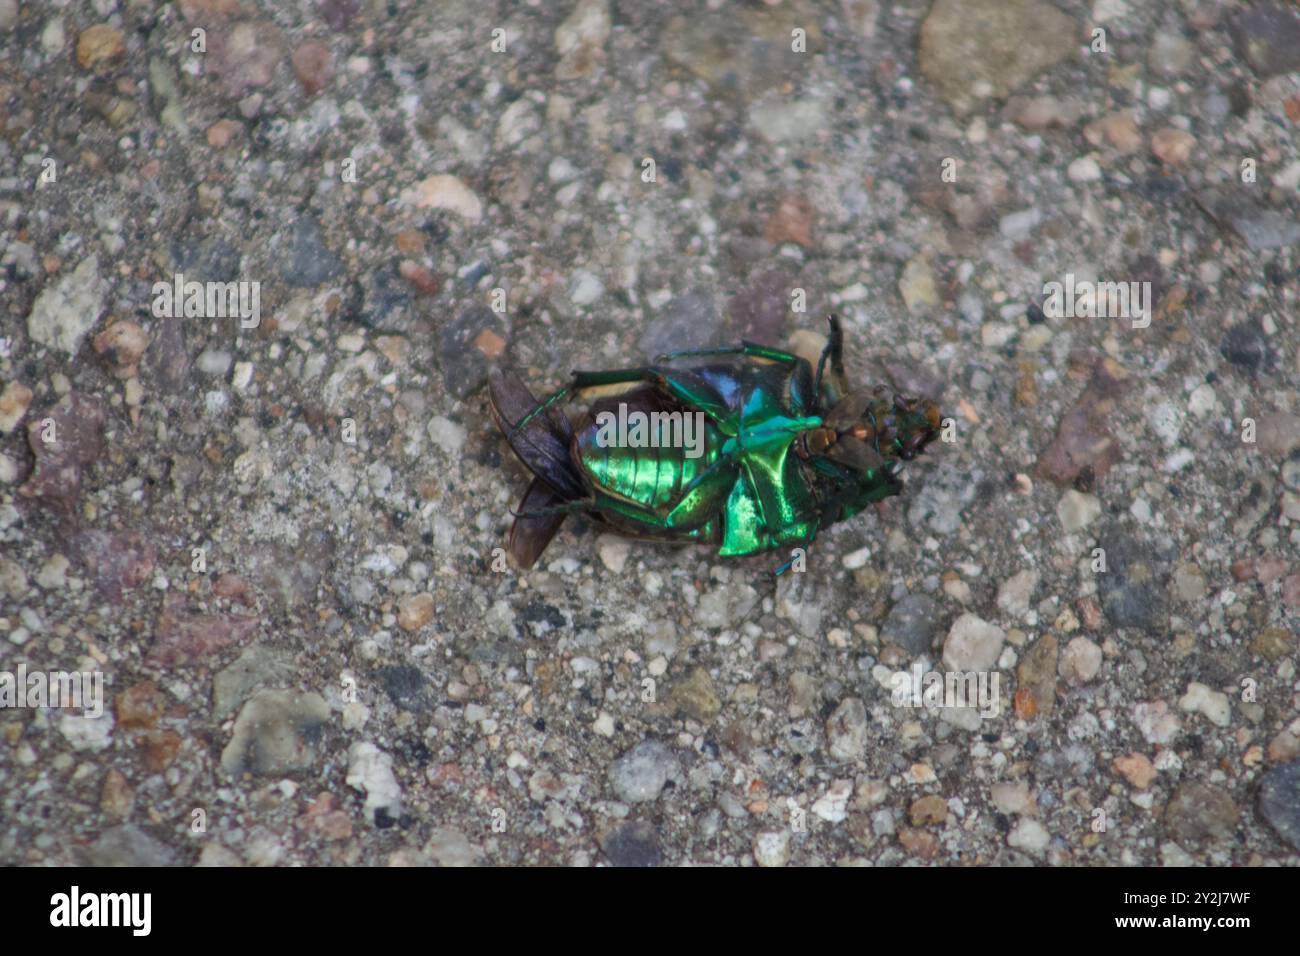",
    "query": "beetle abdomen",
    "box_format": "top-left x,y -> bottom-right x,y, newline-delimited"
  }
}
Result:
574,387 -> 721,518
